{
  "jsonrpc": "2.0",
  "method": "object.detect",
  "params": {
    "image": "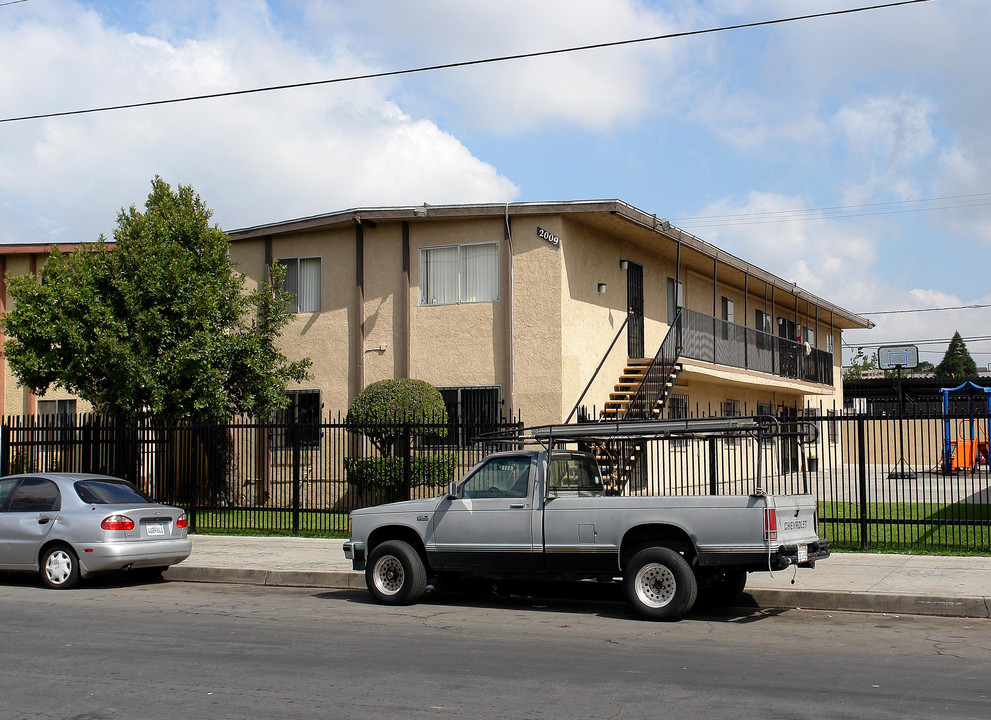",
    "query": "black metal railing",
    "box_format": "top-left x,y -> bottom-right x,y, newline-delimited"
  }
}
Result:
679,307 -> 833,385
626,308 -> 683,420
